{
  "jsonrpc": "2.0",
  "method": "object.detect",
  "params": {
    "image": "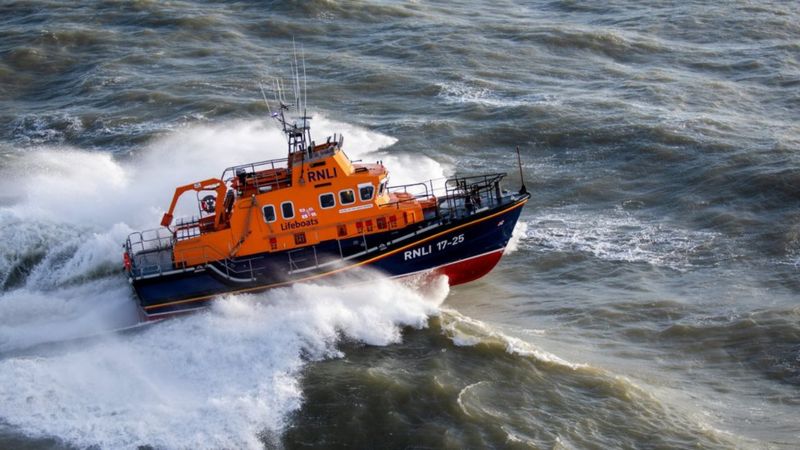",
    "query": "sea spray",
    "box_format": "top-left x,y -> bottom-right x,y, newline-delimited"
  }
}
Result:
0,274 -> 449,449
1,116 -> 429,229
503,220 -> 528,255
